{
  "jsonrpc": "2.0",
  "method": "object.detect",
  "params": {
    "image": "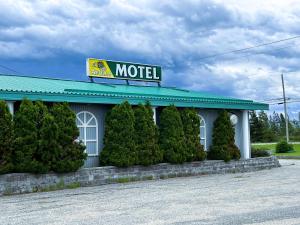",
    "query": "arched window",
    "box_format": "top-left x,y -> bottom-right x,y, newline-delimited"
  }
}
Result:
76,111 -> 98,156
199,115 -> 206,151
